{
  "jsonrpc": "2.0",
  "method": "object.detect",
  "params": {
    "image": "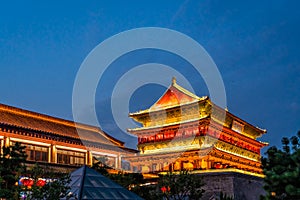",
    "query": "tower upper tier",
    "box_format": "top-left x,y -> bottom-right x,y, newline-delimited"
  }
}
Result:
129,78 -> 266,140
